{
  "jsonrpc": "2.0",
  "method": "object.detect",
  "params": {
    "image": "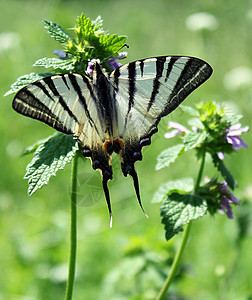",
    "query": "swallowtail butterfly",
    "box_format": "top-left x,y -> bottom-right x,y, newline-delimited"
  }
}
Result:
13,56 -> 212,225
